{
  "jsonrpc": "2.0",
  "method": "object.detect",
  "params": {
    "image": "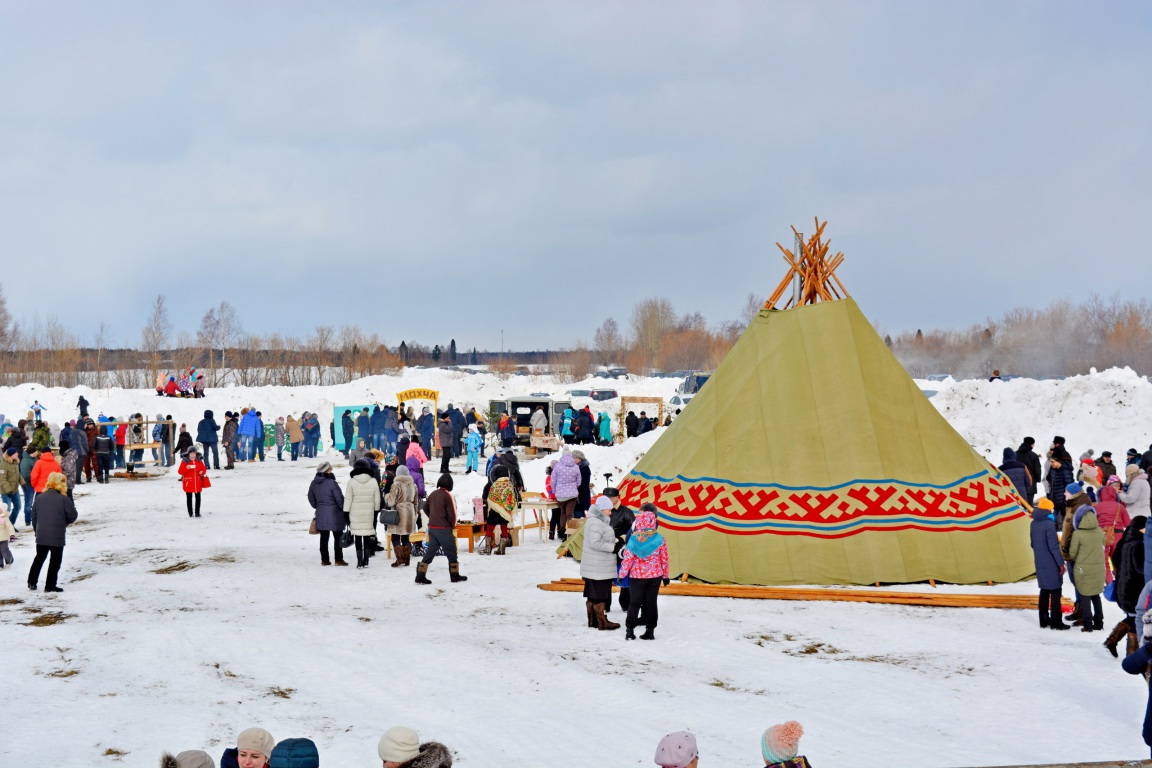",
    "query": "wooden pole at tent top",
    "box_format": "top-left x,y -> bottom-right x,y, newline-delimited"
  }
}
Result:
763,218 -> 850,311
